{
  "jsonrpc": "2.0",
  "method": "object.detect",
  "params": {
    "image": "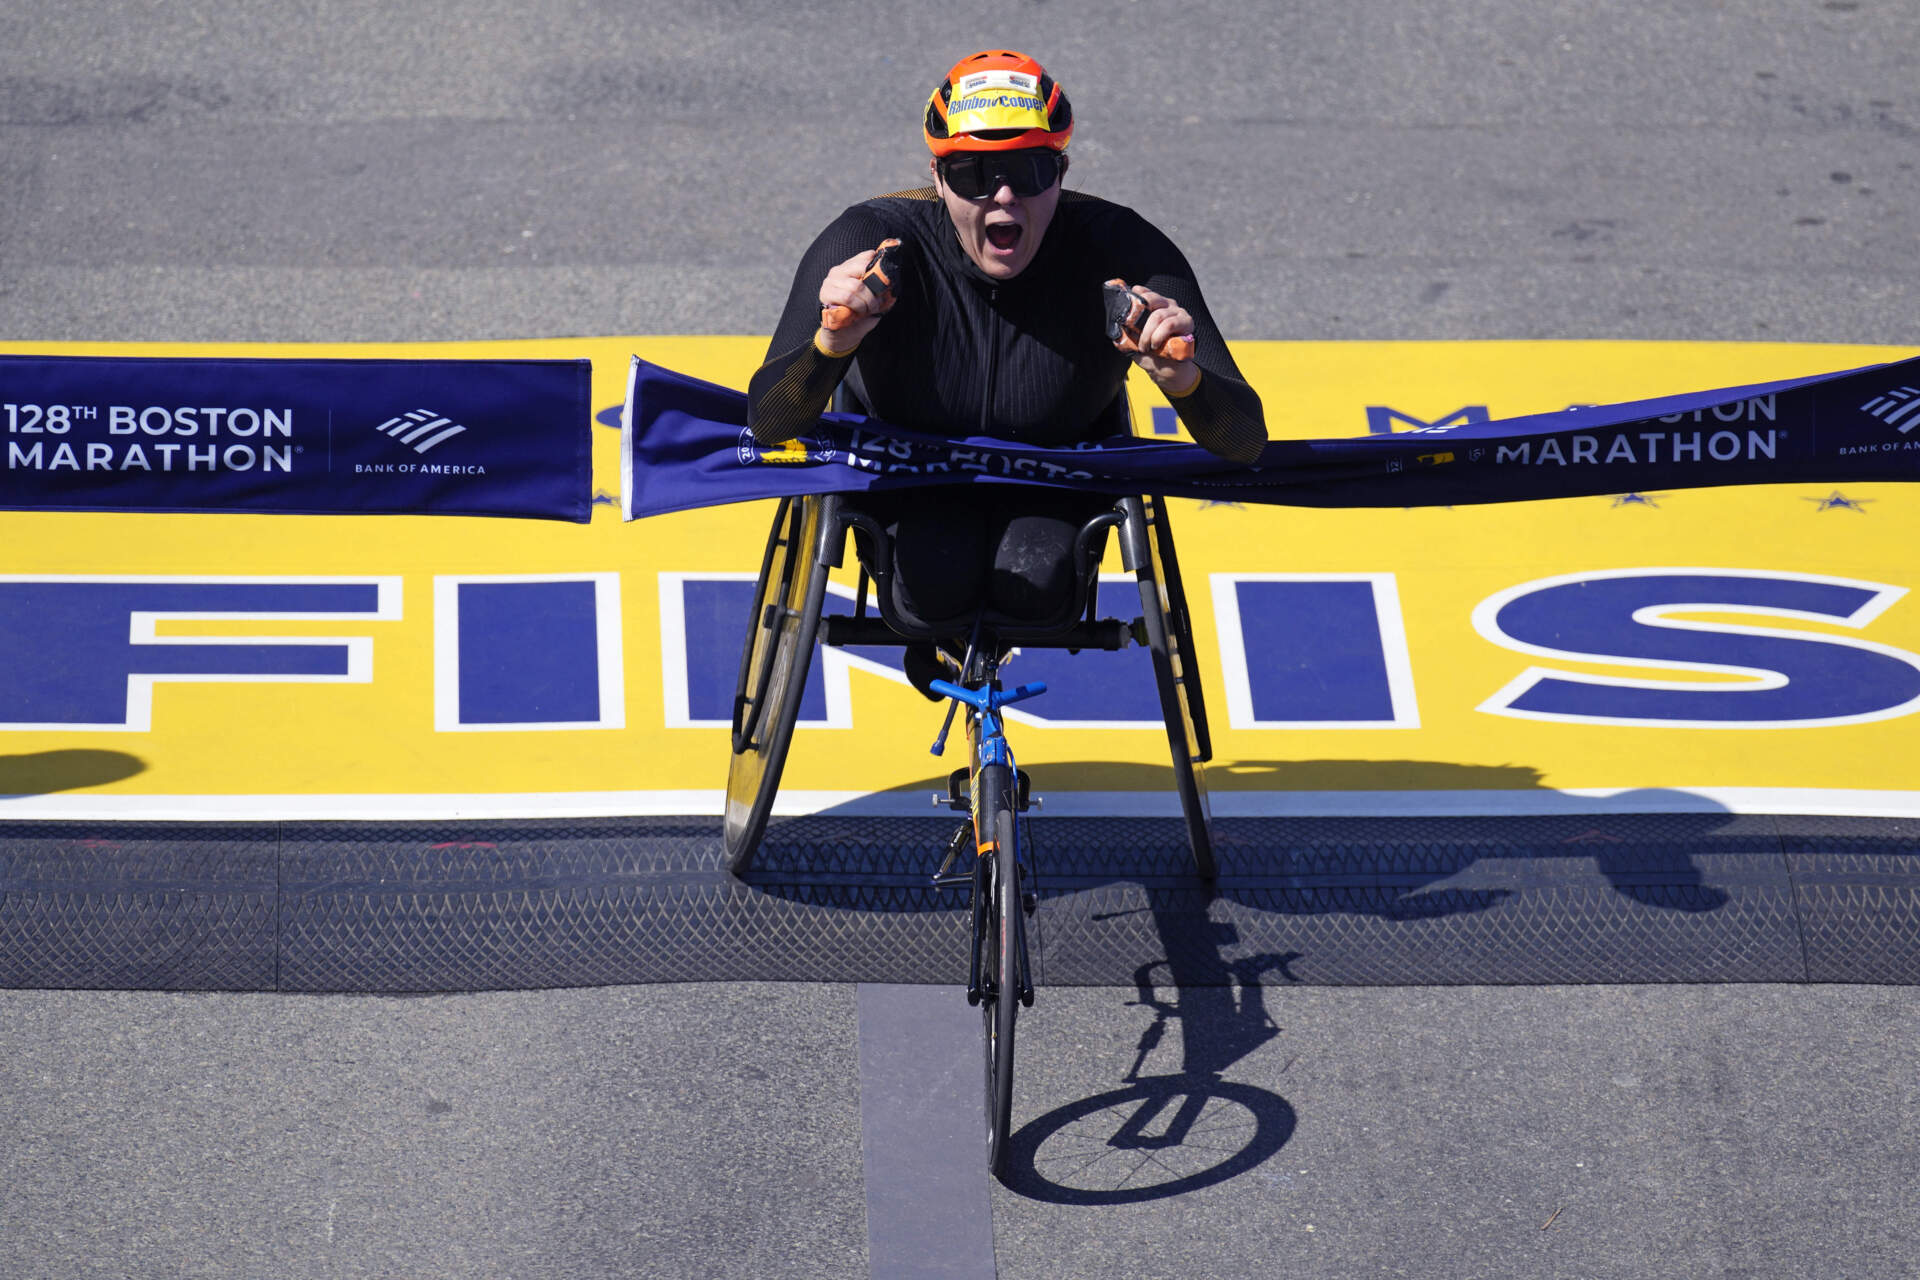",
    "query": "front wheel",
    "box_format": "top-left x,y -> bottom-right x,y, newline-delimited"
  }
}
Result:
978,770 -> 1022,1179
